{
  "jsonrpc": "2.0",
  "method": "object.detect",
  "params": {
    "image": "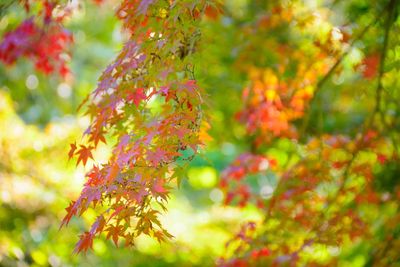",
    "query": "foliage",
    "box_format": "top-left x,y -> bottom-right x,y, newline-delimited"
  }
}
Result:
1,0 -> 400,266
